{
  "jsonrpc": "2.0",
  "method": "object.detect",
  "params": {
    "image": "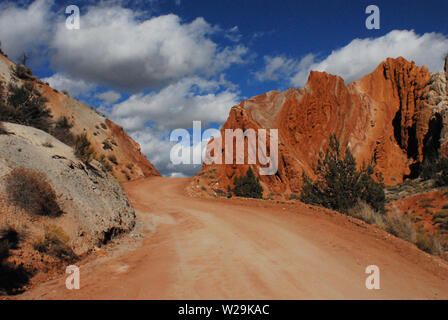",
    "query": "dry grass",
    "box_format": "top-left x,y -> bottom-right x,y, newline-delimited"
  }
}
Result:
0,200 -> 33,294
349,201 -> 448,259
4,167 -> 62,217
33,224 -> 77,263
